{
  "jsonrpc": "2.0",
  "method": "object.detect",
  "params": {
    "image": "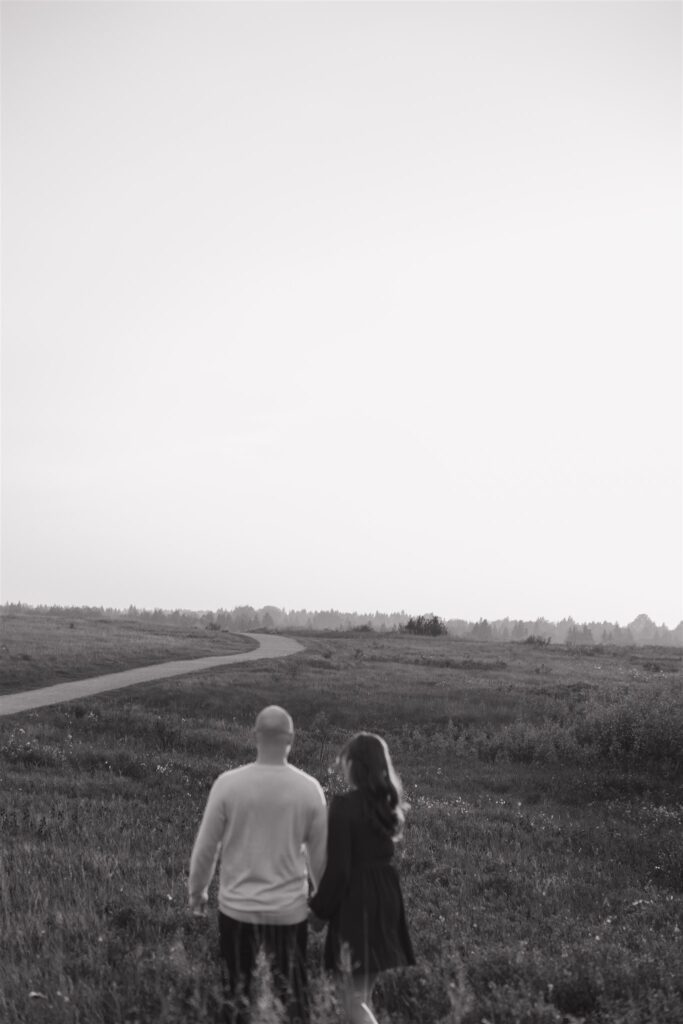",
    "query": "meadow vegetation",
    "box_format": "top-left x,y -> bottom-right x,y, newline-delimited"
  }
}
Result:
0,611 -> 257,695
1,613 -> 681,1023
